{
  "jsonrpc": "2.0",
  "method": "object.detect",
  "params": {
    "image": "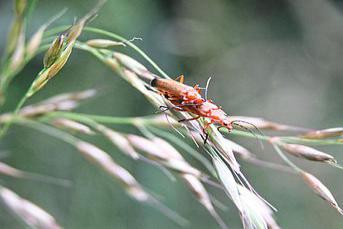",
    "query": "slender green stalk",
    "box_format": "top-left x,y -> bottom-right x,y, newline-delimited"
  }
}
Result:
135,123 -> 157,140
84,27 -> 170,79
13,117 -> 78,145
43,25 -> 170,79
272,143 -> 302,173
0,94 -> 29,138
39,111 -> 343,147
280,136 -> 343,146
